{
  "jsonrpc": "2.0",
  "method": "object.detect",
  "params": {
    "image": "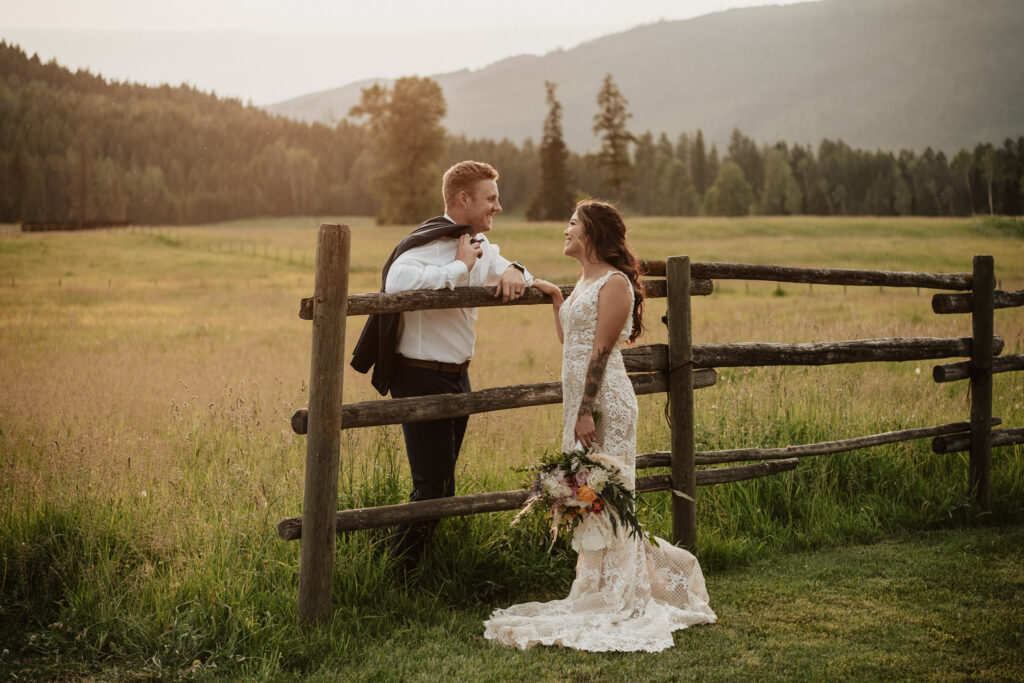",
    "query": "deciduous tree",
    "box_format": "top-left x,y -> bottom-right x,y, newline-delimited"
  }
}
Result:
350,76 -> 448,224
703,161 -> 753,216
